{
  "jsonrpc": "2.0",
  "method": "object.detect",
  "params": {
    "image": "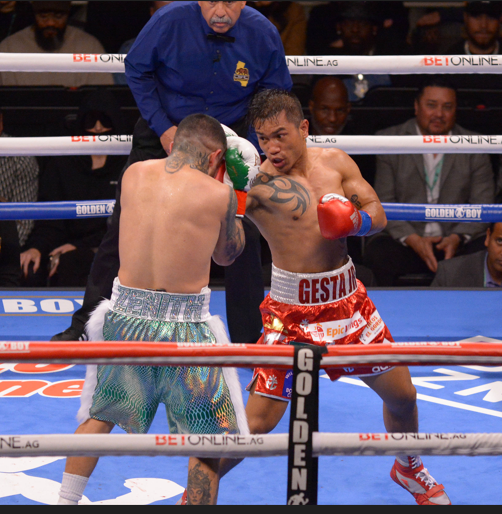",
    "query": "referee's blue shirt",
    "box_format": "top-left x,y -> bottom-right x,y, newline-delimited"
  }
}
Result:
125,1 -> 293,138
